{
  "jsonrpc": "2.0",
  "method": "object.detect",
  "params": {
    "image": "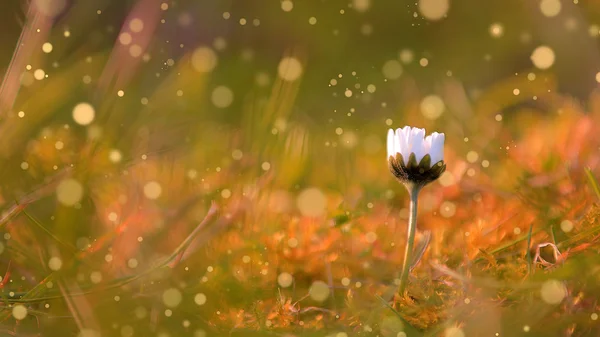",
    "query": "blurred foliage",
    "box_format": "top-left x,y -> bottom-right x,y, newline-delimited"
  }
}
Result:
1,0 -> 600,336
